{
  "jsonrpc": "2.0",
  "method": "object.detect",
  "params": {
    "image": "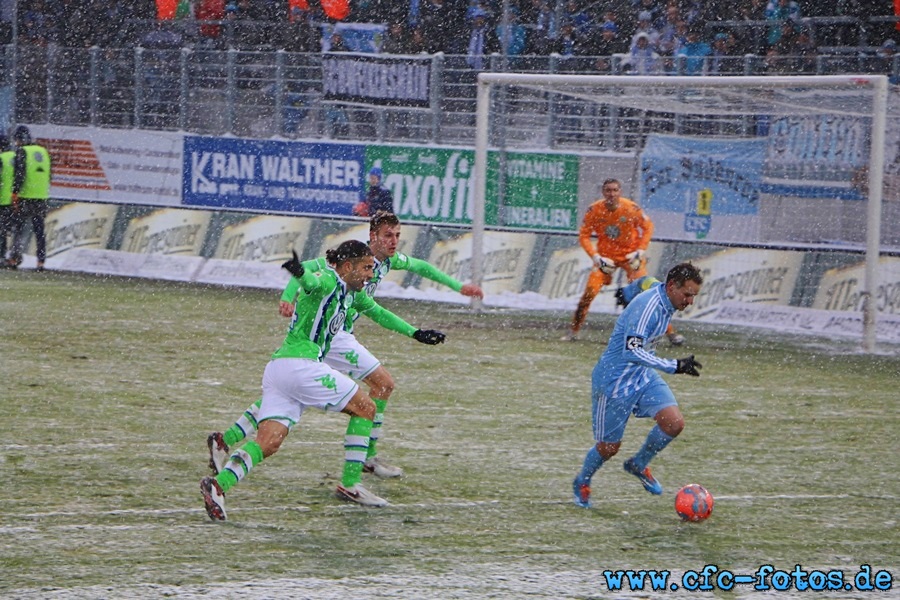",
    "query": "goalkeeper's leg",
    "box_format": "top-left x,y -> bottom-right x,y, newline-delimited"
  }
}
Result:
566,269 -> 610,339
